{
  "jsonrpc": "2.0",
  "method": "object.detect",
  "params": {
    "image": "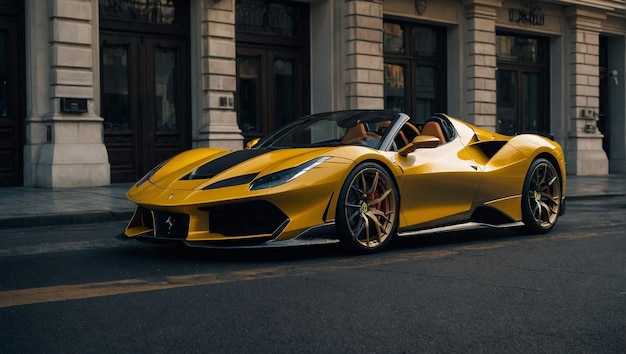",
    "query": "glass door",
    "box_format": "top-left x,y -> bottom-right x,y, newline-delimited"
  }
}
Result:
99,0 -> 190,183
101,34 -> 189,183
496,69 -> 517,135
496,69 -> 546,135
496,33 -> 549,135
236,47 -> 305,143
383,21 -> 446,122
235,0 -> 309,144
